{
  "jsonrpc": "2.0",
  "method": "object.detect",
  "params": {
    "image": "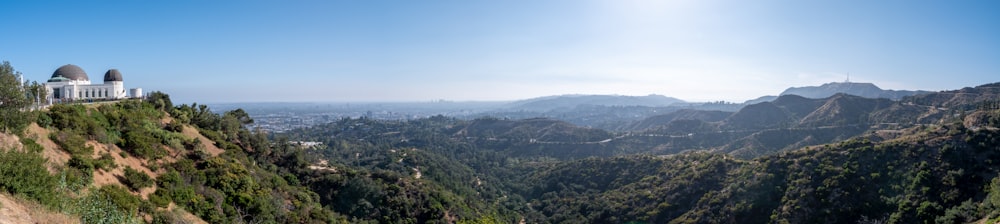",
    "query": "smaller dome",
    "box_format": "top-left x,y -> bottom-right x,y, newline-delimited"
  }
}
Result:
104,69 -> 123,82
